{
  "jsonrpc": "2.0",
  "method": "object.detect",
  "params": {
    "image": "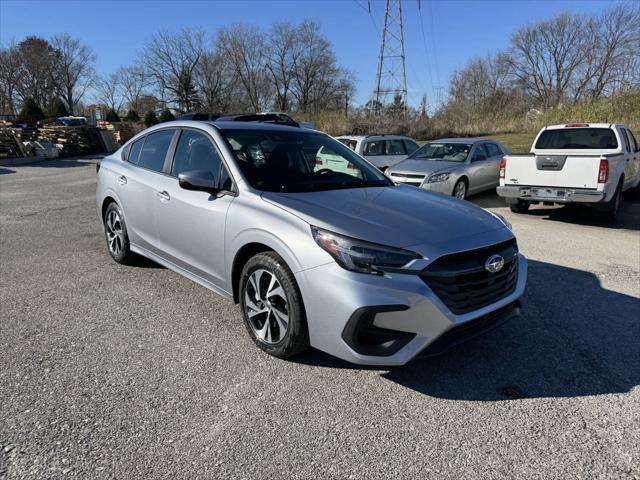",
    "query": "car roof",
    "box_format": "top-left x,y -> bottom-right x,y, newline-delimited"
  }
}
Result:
210,120 -> 313,133
336,135 -> 413,141
428,138 -> 487,144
